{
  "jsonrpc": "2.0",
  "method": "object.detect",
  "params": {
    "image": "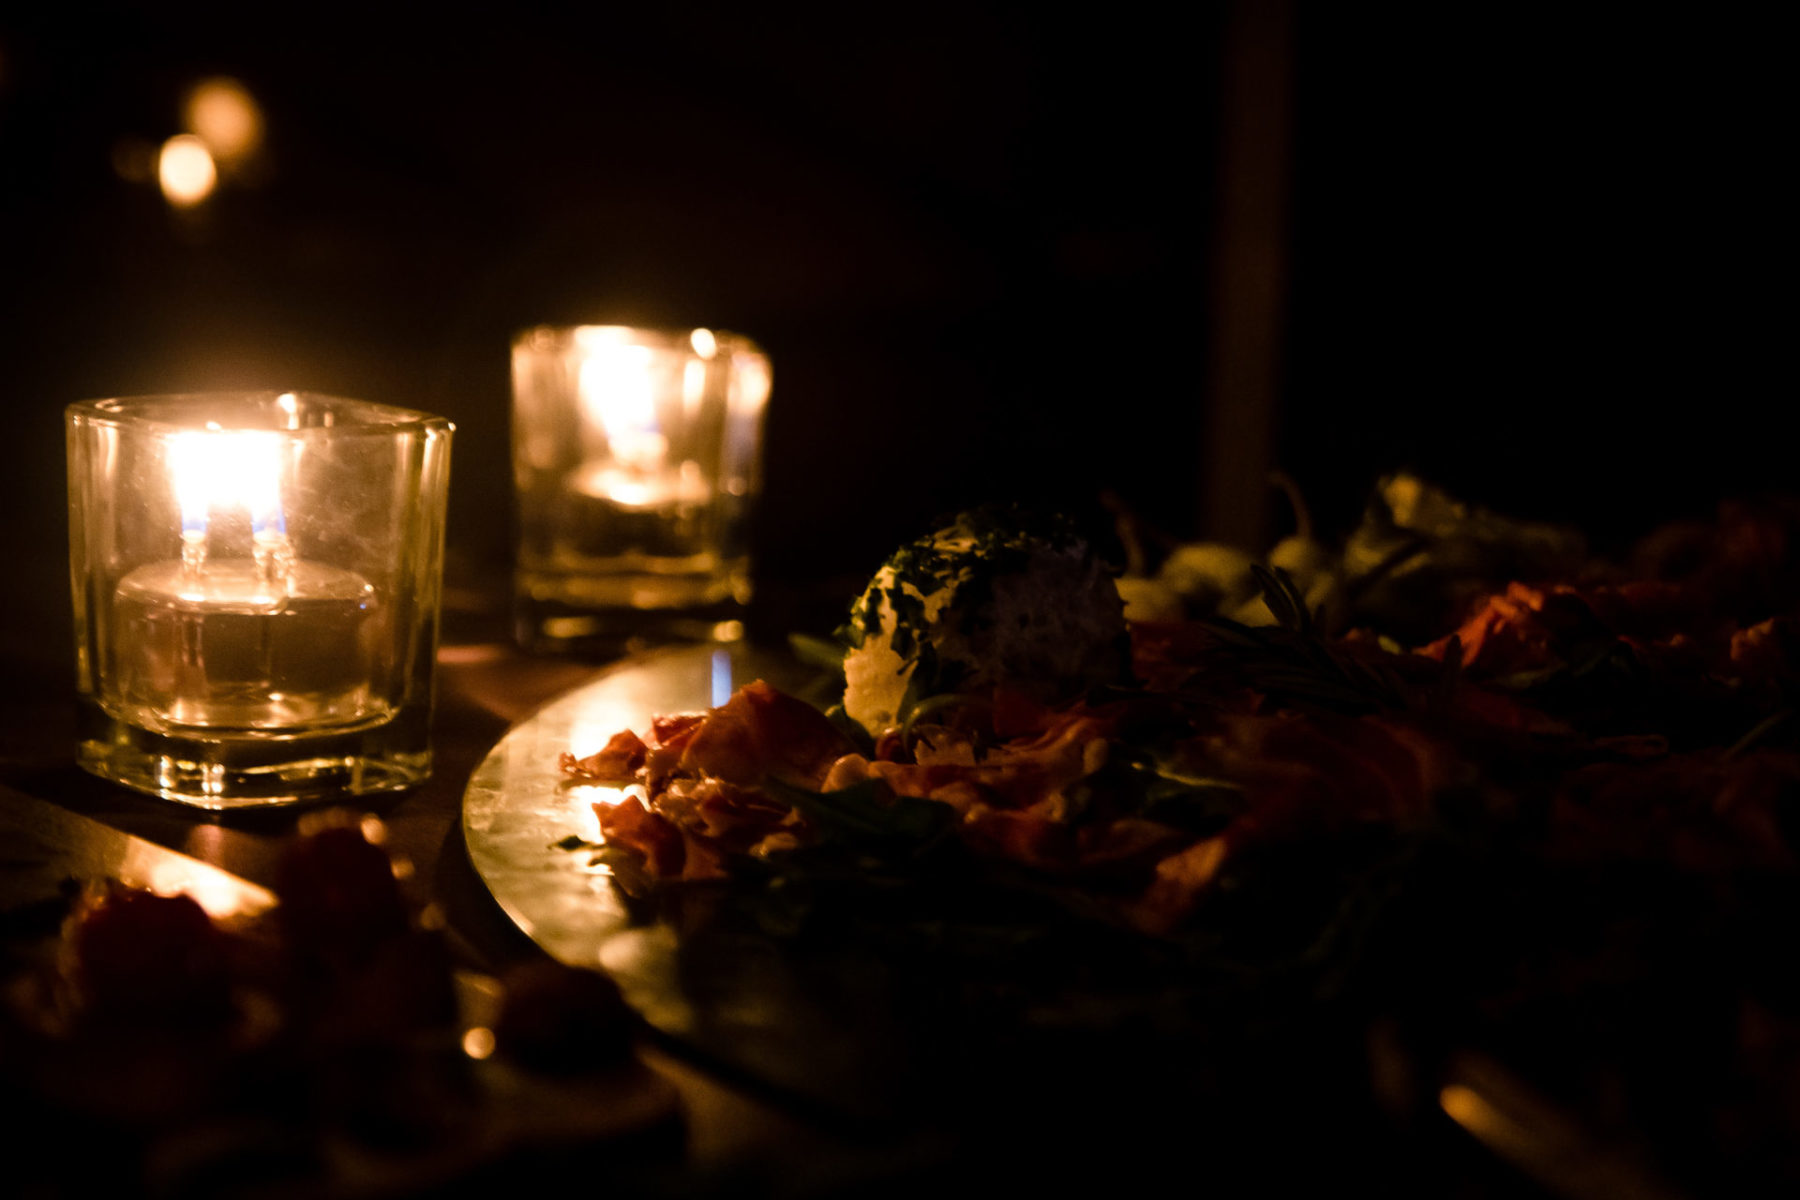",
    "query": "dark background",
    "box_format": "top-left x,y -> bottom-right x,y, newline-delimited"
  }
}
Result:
0,4 -> 1788,647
